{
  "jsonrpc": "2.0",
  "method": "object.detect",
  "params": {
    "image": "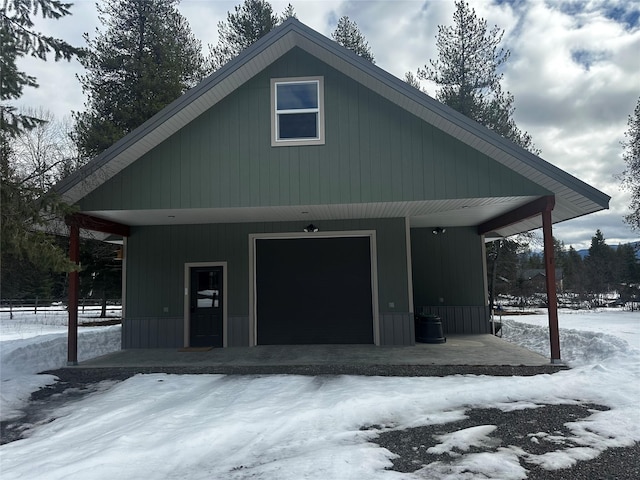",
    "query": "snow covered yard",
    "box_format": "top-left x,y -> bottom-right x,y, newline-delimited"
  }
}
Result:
0,309 -> 121,421
0,309 -> 638,479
